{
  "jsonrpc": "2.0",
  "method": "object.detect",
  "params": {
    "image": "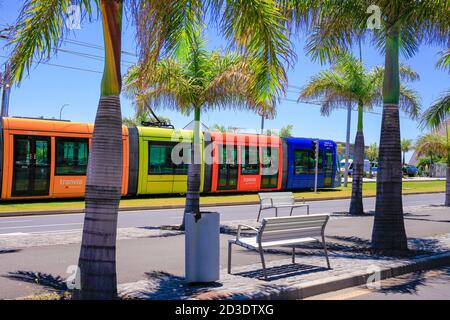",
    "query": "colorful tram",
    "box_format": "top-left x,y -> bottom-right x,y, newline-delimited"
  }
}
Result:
0,117 -> 340,201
